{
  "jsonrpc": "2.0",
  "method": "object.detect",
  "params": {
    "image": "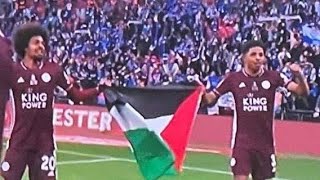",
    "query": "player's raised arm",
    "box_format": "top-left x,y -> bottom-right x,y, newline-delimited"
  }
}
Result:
56,68 -> 109,103
286,63 -> 309,96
